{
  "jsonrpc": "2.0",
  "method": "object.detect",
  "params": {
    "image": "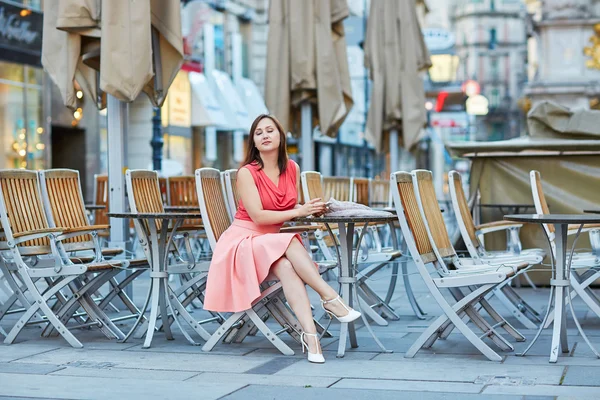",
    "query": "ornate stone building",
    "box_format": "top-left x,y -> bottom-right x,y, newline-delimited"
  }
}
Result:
525,0 -> 600,110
